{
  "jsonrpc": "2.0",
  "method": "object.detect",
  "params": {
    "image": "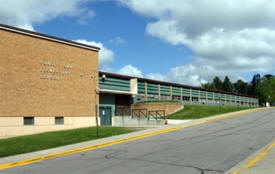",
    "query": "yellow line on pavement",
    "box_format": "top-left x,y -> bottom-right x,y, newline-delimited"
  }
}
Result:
232,141 -> 275,174
0,107 -> 268,170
